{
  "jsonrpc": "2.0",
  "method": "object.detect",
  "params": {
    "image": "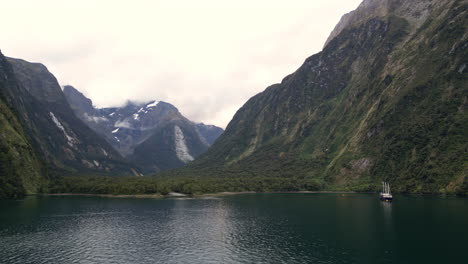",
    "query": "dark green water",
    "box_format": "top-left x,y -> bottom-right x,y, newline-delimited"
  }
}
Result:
0,193 -> 467,264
